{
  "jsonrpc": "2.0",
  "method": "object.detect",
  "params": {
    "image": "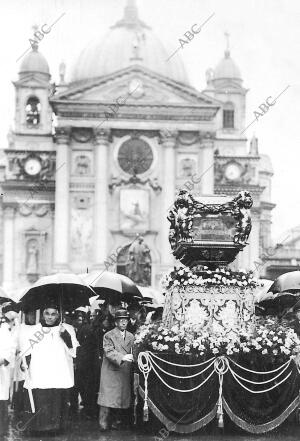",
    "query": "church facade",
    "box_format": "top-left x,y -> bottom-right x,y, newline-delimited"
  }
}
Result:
0,0 -> 274,290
